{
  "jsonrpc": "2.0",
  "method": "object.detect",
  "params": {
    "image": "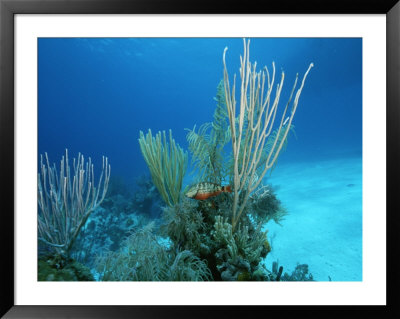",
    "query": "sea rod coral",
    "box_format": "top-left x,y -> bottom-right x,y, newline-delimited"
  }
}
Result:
223,39 -> 313,230
37,149 -> 111,257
